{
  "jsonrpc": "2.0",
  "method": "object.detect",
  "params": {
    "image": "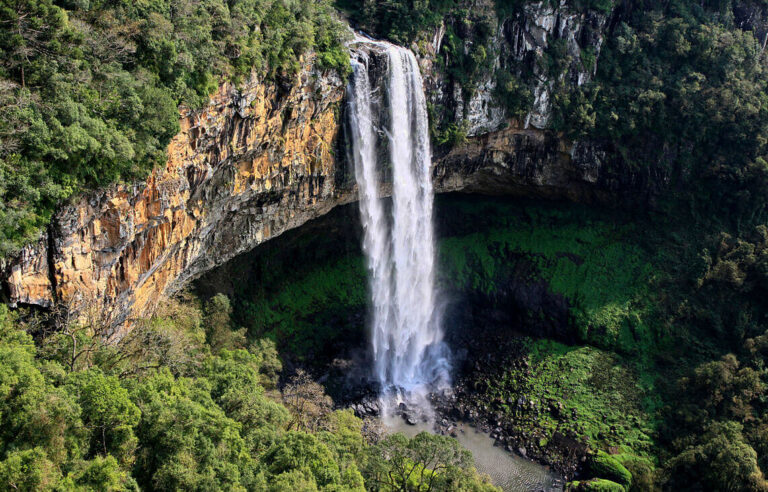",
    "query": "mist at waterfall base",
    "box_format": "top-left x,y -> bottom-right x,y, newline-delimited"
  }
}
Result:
346,37 -> 451,418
